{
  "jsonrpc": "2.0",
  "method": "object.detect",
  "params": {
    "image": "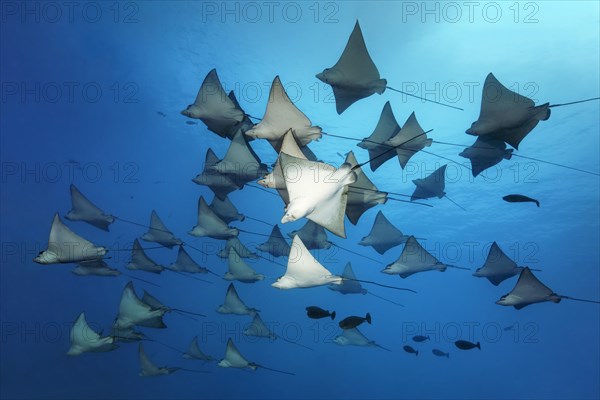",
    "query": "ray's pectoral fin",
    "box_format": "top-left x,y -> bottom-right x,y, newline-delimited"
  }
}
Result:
307,195 -> 347,238
307,167 -> 356,238
332,86 -> 365,115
